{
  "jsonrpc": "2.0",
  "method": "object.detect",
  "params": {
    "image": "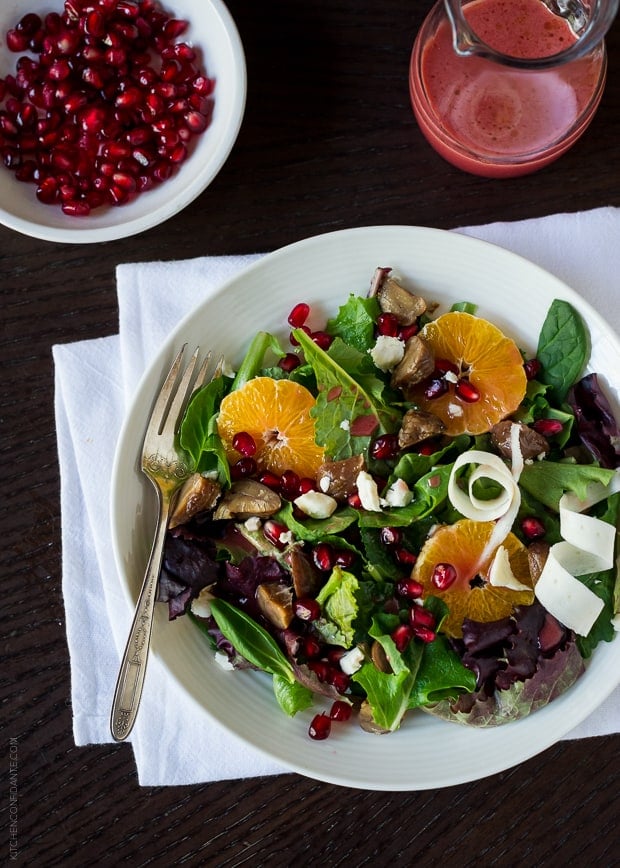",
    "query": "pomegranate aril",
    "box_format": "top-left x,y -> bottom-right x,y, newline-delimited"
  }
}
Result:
435,358 -> 459,376
410,605 -> 435,629
412,625 -> 436,643
379,526 -> 402,546
533,418 -> 564,437
424,378 -> 448,400
36,176 -> 58,204
391,623 -> 413,652
311,331 -> 333,351
524,357 -> 541,380
258,470 -> 281,491
396,578 -> 423,599
394,547 -> 417,567
521,516 -> 546,541
302,636 -> 322,659
6,30 -> 30,53
262,519 -> 291,549
278,353 -> 301,374
287,302 -> 310,328
327,669 -> 350,694
431,562 -> 457,590
308,660 -> 330,682
308,713 -> 331,740
298,477 -> 316,495
330,700 -> 352,722
313,542 -> 335,572
16,13 -> 43,36
62,199 -> 90,216
232,431 -> 257,457
293,597 -> 321,622
334,549 -> 355,569
456,378 -> 480,403
347,492 -> 362,509
370,434 -> 399,461
230,456 -> 257,480
377,312 -> 399,337
398,323 -> 419,341
280,469 -> 301,500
